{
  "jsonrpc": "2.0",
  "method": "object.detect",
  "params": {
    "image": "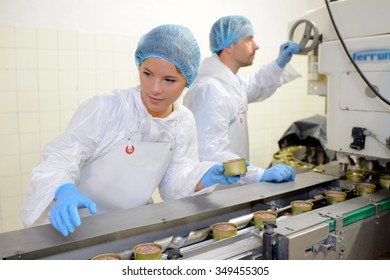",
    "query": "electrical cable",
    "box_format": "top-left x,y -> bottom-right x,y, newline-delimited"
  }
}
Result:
324,0 -> 390,106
